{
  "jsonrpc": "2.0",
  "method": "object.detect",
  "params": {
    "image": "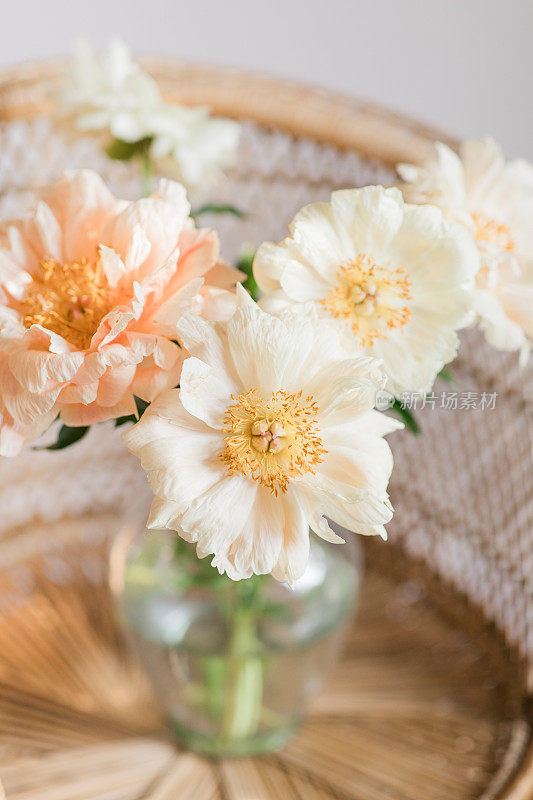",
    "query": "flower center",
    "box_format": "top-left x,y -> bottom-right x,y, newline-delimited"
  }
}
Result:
16,257 -> 112,349
220,388 -> 326,494
472,212 -> 514,252
320,254 -> 412,346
